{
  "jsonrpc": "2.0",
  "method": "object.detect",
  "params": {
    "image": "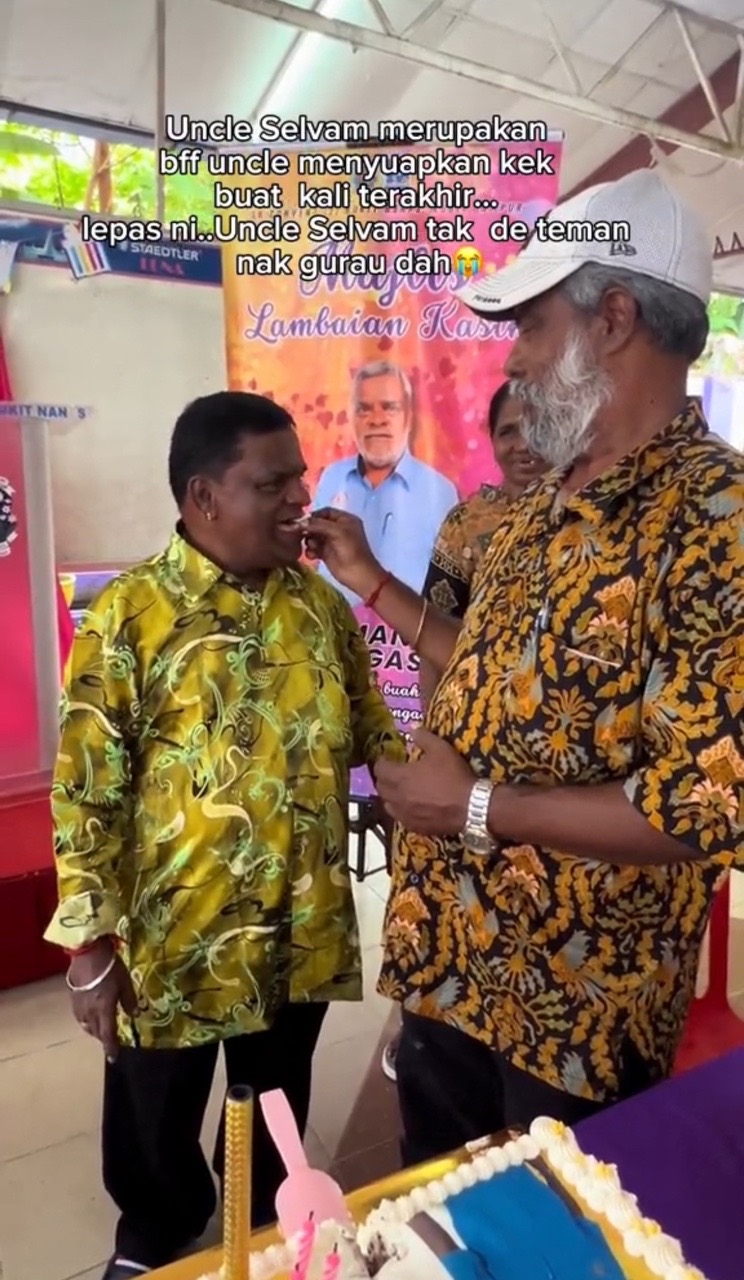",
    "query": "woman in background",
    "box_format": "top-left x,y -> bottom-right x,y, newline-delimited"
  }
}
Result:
381,380 -> 547,1081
